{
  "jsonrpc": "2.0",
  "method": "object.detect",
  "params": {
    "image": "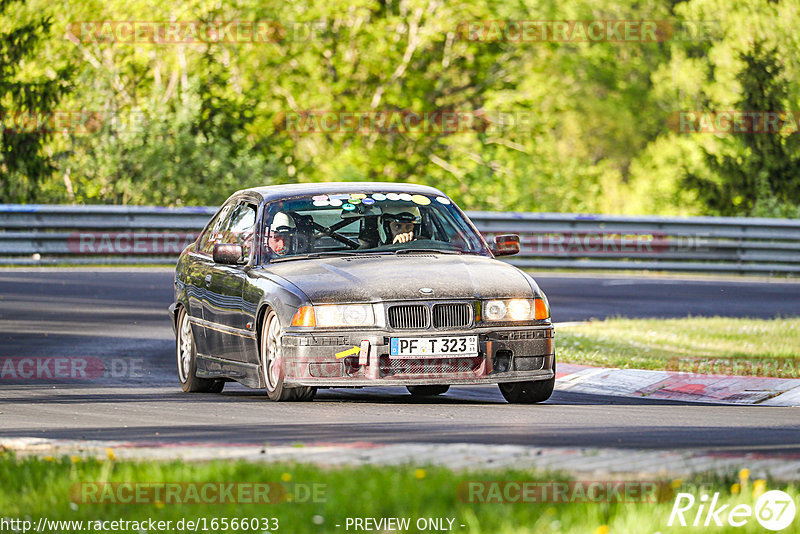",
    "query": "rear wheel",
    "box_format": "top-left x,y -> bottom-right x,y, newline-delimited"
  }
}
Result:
261,311 -> 316,402
407,385 -> 450,396
176,307 -> 224,393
